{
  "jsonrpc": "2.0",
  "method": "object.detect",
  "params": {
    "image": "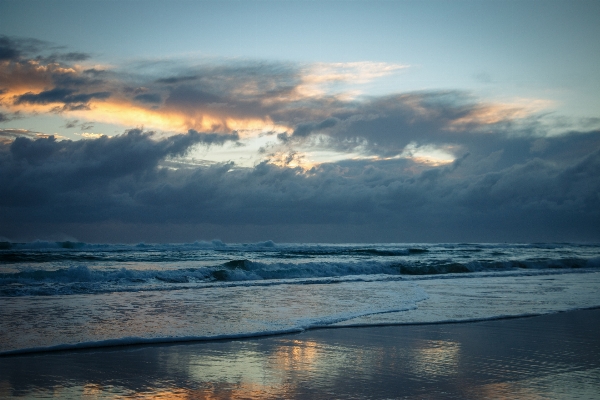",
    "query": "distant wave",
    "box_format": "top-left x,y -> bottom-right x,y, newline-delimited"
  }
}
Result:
0,239 -> 228,251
